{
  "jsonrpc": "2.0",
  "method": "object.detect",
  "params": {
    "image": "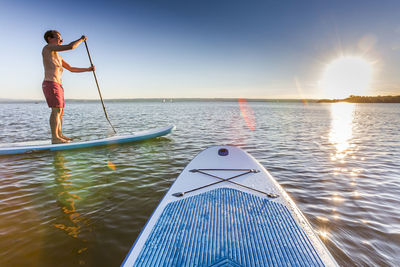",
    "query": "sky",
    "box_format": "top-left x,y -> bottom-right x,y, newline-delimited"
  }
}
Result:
0,0 -> 400,100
